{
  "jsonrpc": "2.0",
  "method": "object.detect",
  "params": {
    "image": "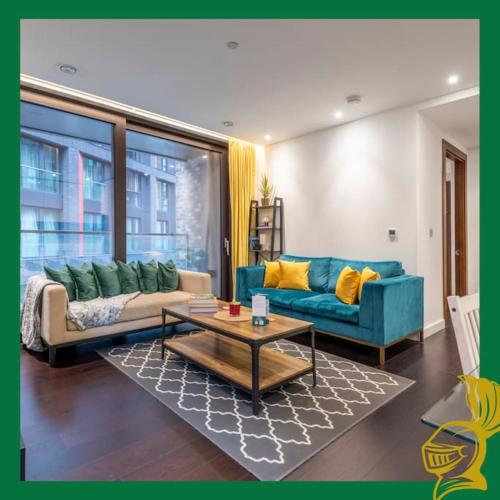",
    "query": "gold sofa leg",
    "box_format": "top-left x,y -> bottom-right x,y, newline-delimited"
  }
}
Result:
379,347 -> 386,366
